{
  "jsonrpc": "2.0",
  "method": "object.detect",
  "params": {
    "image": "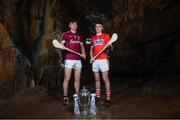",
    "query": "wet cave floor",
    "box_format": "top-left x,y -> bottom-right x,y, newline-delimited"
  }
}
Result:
0,74 -> 180,119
